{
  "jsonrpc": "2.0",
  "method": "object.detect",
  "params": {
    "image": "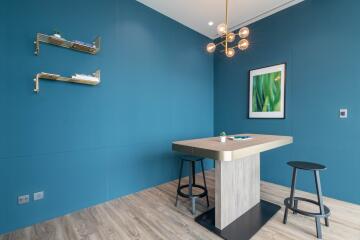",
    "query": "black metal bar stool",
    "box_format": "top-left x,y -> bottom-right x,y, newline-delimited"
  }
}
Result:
283,161 -> 330,239
175,155 -> 209,215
